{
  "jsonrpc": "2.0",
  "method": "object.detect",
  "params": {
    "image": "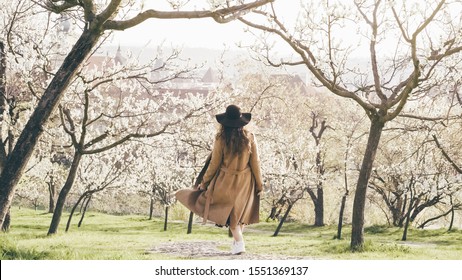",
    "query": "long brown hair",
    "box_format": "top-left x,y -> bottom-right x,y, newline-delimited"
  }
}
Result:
217,125 -> 251,155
